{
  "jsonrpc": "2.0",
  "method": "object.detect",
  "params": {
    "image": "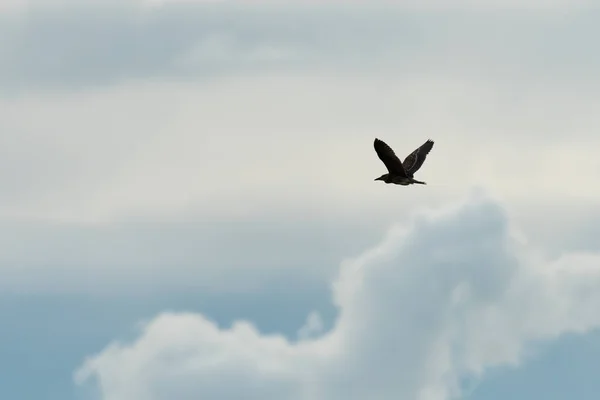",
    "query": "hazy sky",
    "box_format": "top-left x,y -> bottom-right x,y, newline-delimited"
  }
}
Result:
2,1 -> 600,400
